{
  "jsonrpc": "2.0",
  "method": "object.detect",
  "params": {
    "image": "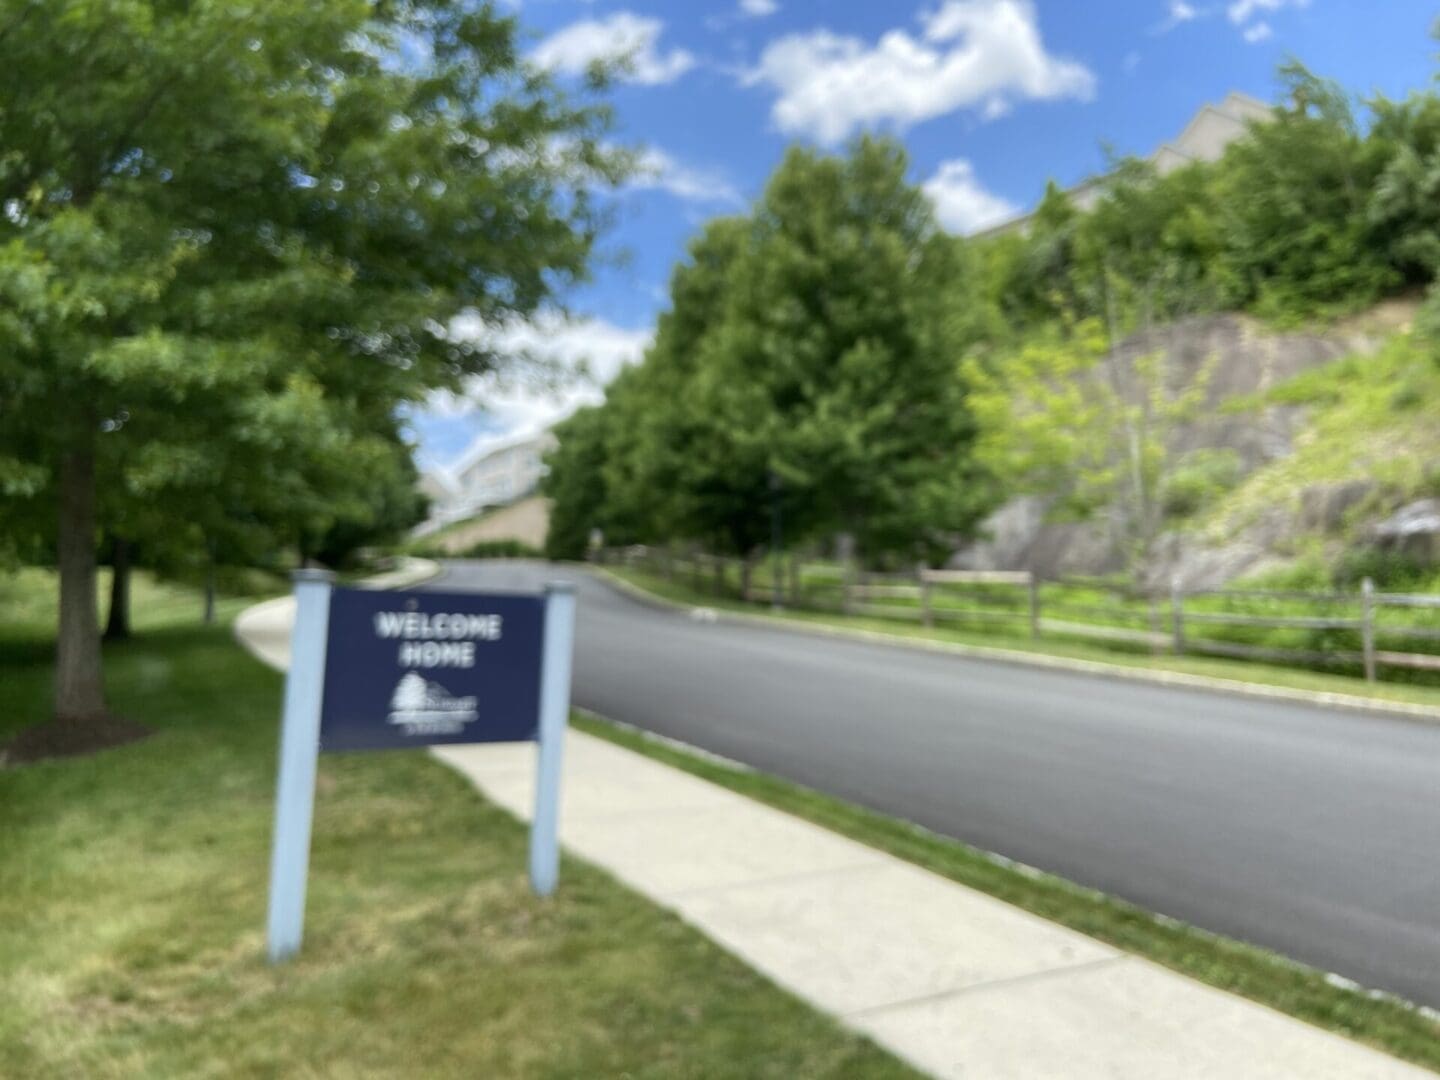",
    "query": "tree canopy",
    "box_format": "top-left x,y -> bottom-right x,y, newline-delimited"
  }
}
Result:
0,0 -> 625,721
547,137 -> 993,567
